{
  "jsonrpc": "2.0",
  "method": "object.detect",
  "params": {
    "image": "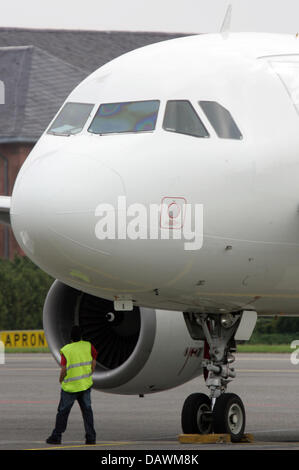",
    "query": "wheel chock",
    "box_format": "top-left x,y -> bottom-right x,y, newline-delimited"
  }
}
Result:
178,433 -> 254,444
240,433 -> 254,443
178,434 -> 231,444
